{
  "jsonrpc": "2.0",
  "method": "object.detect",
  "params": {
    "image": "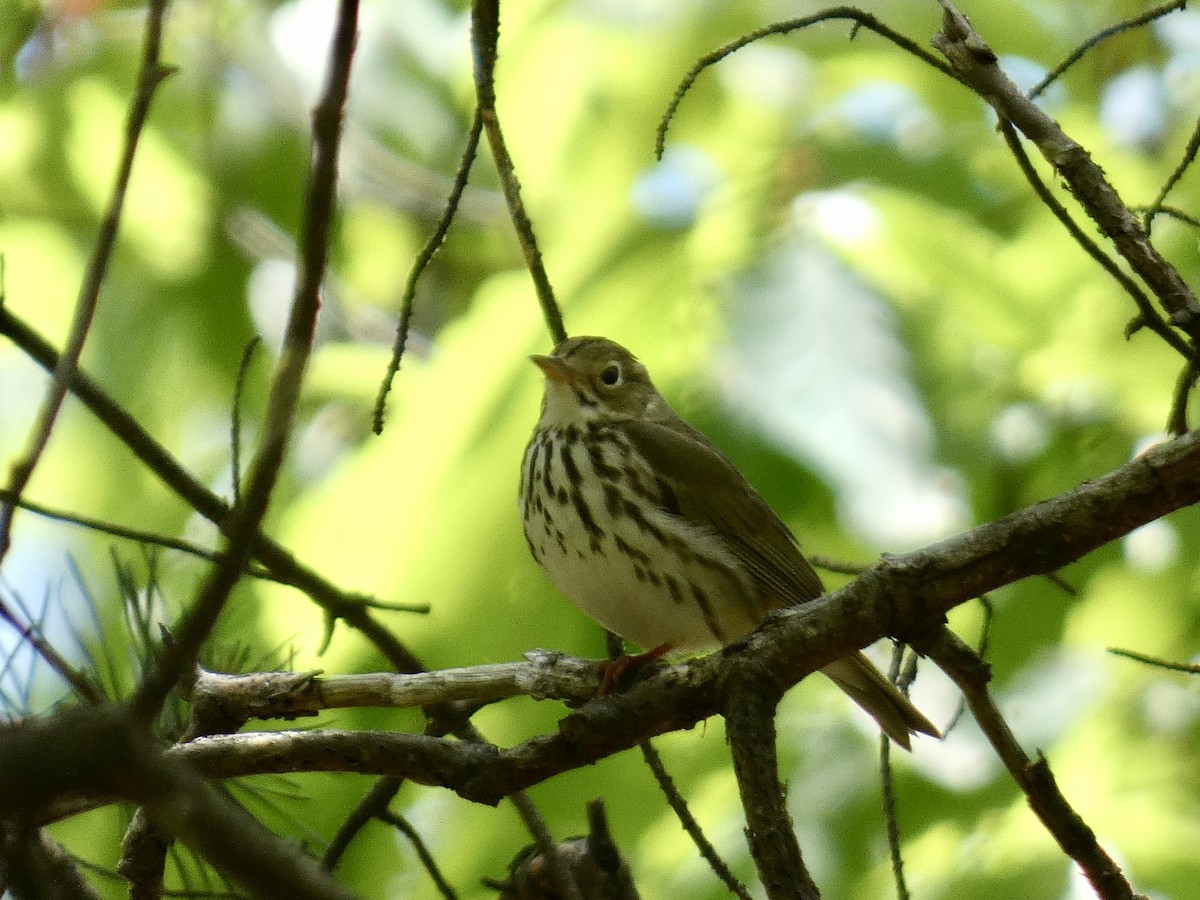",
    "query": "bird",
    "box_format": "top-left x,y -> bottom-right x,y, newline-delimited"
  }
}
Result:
519,335 -> 939,749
